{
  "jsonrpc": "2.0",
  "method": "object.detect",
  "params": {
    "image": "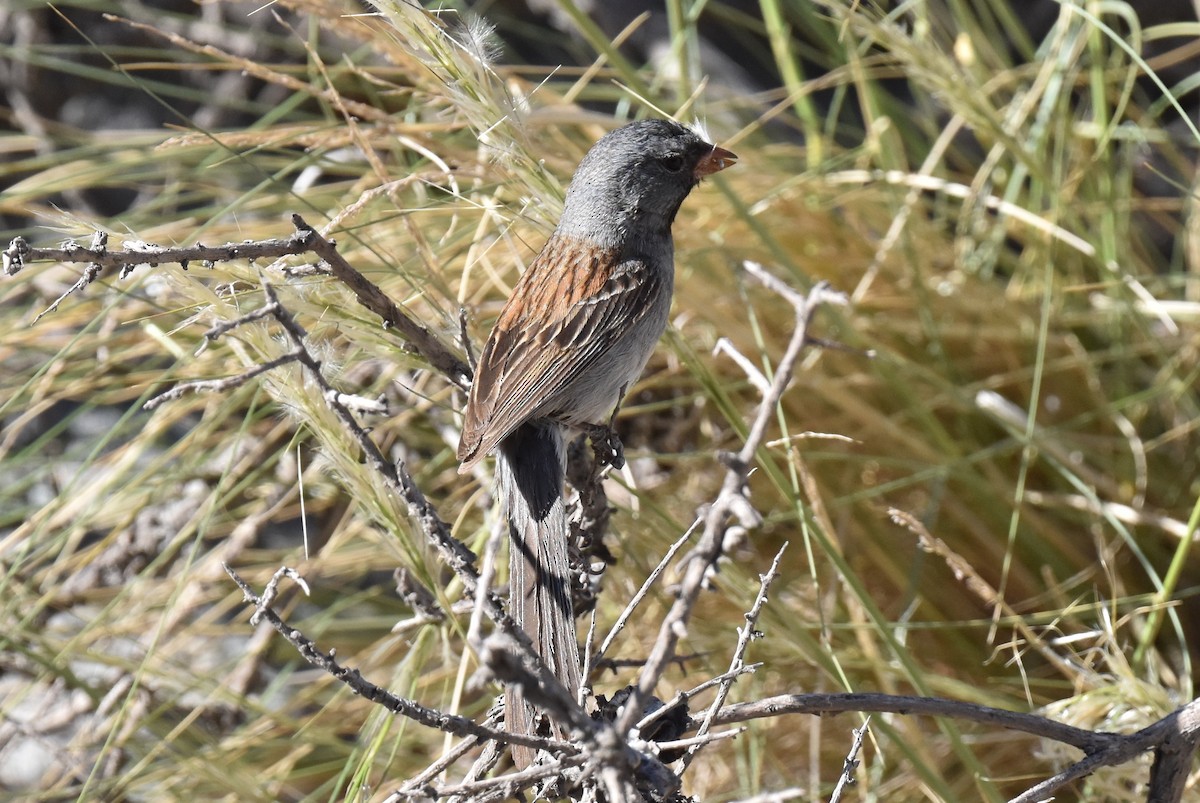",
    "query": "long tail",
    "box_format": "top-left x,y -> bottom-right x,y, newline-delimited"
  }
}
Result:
497,421 -> 582,768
